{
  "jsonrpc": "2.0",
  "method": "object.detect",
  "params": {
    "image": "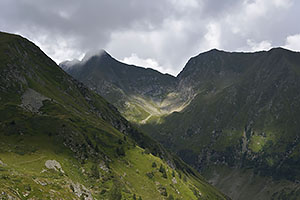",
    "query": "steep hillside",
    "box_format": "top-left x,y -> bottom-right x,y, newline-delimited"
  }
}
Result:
60,51 -> 189,124
143,48 -> 300,199
0,32 -> 228,200
63,47 -> 300,199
